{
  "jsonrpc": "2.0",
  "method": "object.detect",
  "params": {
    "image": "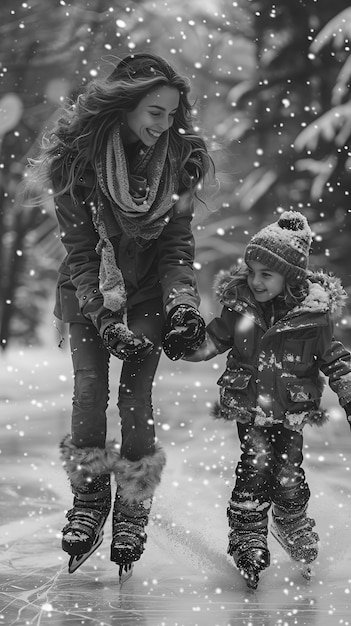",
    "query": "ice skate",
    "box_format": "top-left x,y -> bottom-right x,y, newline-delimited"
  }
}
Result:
59,436 -> 119,573
62,493 -> 110,573
110,495 -> 151,583
229,534 -> 270,590
236,548 -> 269,590
271,505 -> 319,579
111,443 -> 166,584
227,499 -> 270,591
